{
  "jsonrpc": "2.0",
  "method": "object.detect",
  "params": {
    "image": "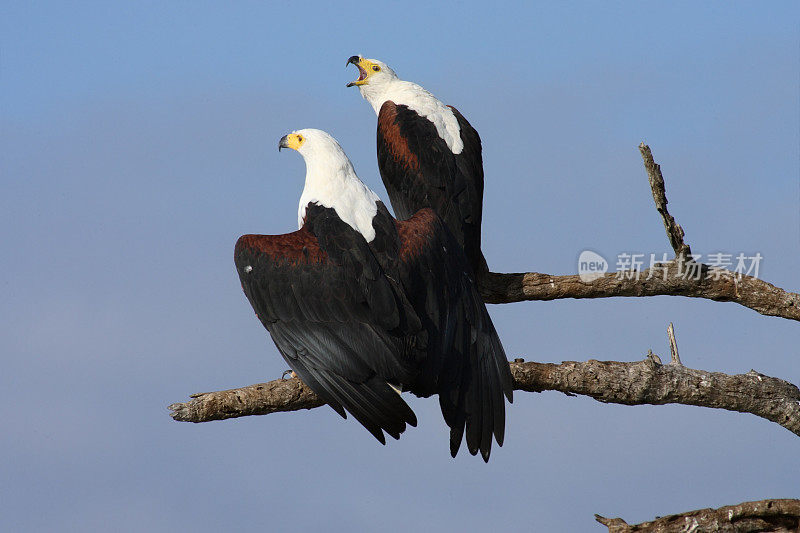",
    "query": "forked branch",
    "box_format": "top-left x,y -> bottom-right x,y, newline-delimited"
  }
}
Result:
479,144 -> 799,322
